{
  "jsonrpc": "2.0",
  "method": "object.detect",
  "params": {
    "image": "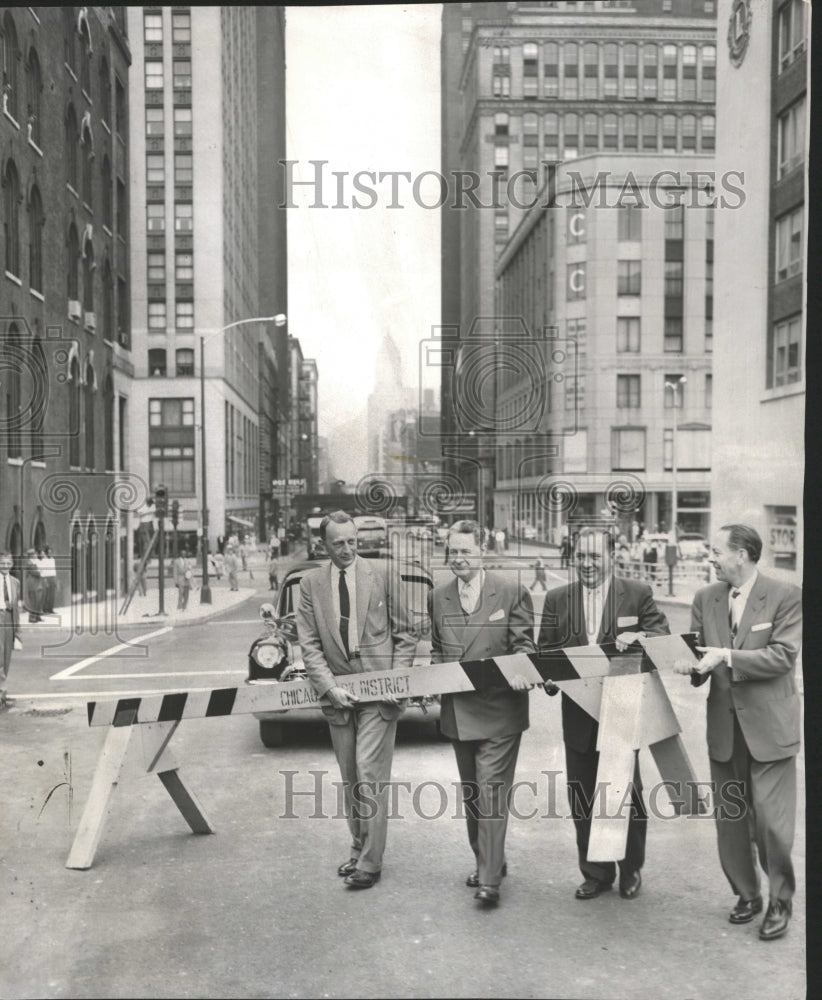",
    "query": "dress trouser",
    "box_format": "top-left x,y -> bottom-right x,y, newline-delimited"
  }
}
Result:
452,732 -> 522,887
709,712 -> 796,904
0,608 -> 14,697
565,743 -> 647,884
328,704 -> 398,874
